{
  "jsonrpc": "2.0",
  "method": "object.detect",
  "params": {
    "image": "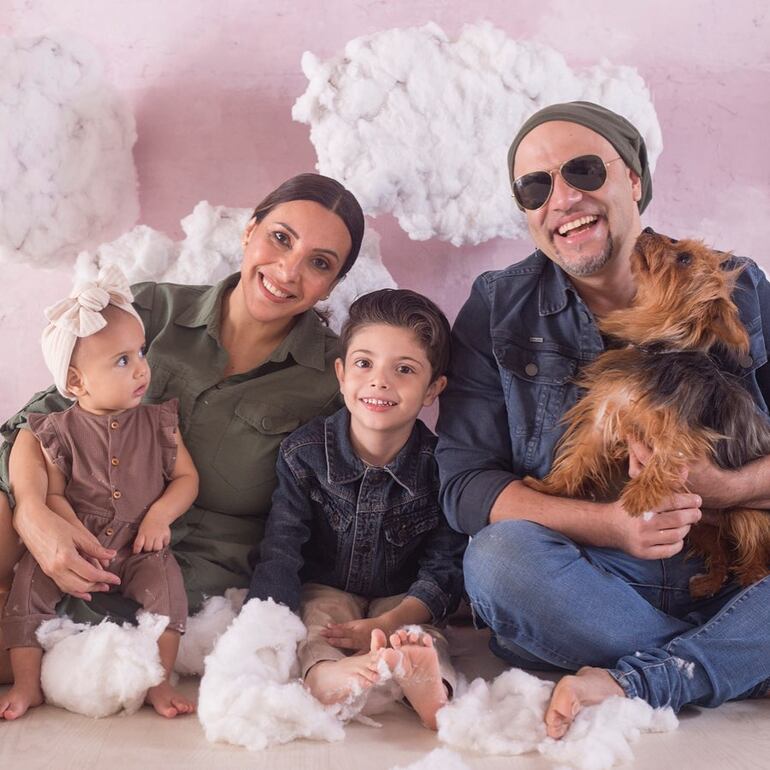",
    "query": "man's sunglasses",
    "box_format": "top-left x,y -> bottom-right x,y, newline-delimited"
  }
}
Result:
511,154 -> 622,211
